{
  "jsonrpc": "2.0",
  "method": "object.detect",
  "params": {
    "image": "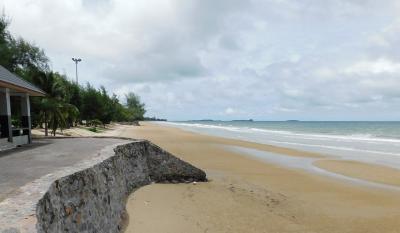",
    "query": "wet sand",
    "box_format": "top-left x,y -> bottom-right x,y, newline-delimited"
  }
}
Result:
121,122 -> 400,233
315,159 -> 400,187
